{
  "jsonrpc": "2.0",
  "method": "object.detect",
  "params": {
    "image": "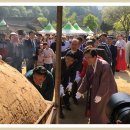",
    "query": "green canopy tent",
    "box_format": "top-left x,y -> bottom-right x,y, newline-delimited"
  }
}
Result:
0,19 -> 7,30
62,21 -> 77,35
84,26 -> 94,35
73,23 -> 87,34
39,22 -> 56,34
